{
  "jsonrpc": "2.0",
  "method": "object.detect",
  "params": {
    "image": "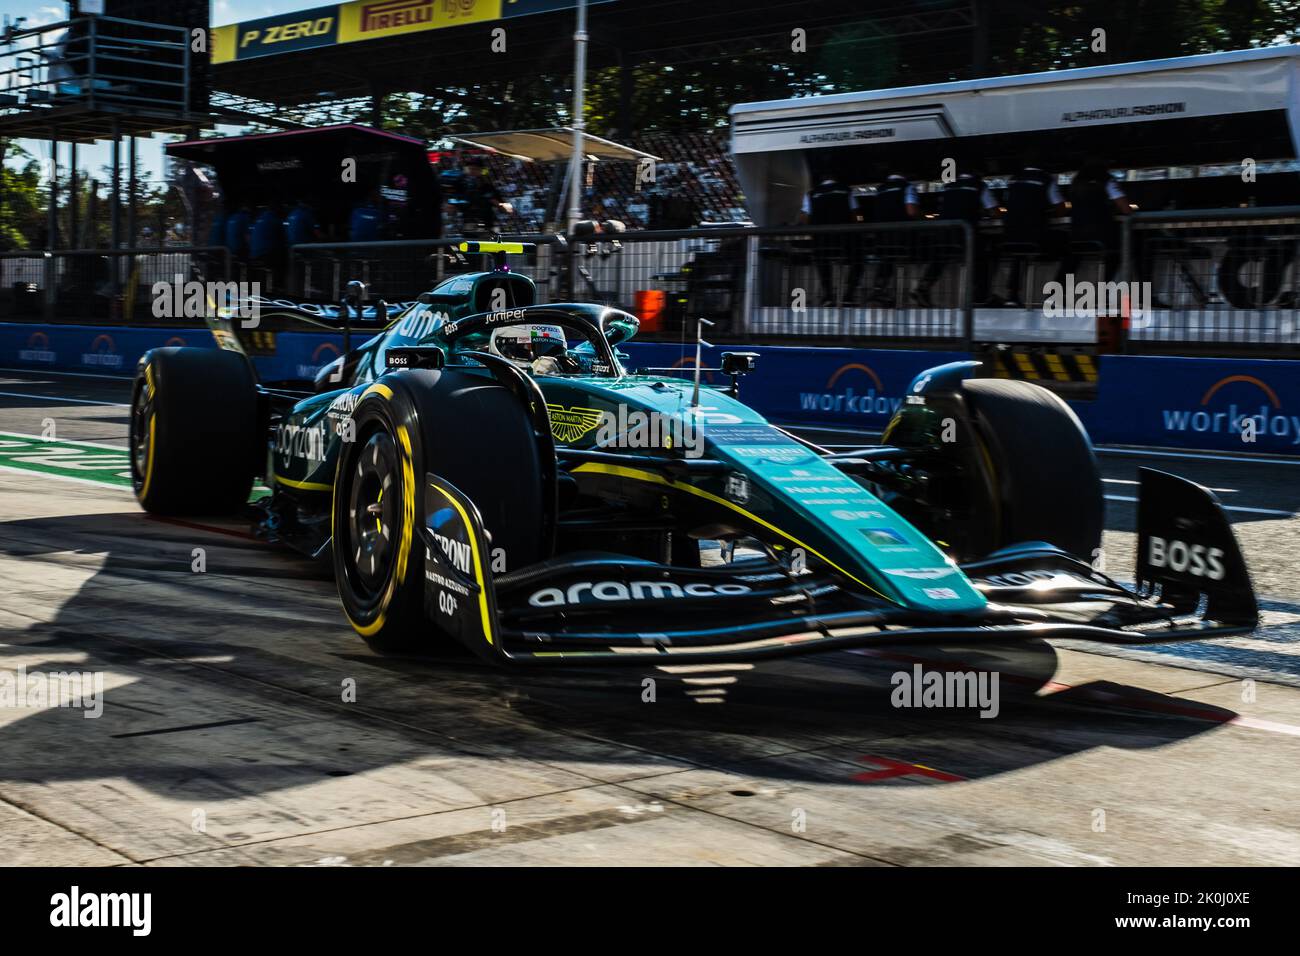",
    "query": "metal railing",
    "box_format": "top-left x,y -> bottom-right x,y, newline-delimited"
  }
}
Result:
0,247 -> 230,326
0,16 -> 192,117
559,221 -> 975,347
3,207 -> 1298,356
1121,206 -> 1300,353
286,235 -> 563,304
